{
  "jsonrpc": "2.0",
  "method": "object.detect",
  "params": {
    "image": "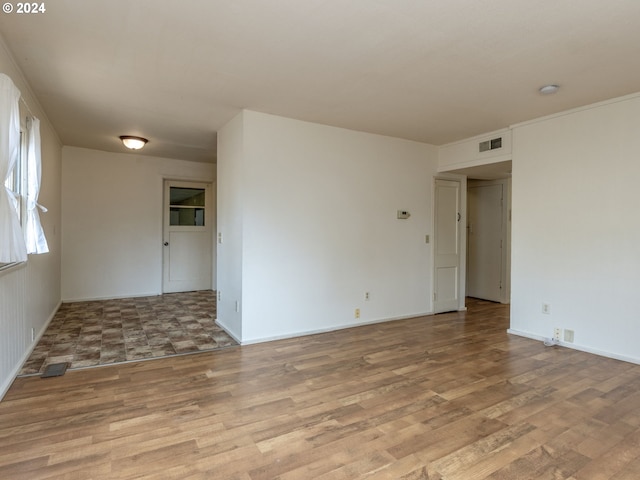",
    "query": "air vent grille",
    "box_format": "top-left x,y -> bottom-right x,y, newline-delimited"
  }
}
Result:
479,137 -> 502,152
